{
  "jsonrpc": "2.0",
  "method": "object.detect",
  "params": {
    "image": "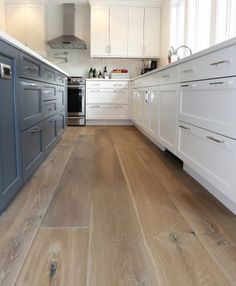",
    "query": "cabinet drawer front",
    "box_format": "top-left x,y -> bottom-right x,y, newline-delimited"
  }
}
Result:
180,44 -> 236,82
86,89 -> 128,104
178,123 -> 236,203
56,87 -> 66,111
179,78 -> 236,139
86,81 -> 128,89
42,65 -> 56,83
56,72 -> 65,85
20,53 -> 41,79
22,125 -> 44,181
159,66 -> 179,85
43,85 -> 57,101
56,113 -> 66,136
42,117 -> 57,150
20,80 -> 43,130
86,104 -> 128,119
43,101 -> 57,117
